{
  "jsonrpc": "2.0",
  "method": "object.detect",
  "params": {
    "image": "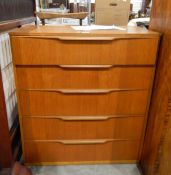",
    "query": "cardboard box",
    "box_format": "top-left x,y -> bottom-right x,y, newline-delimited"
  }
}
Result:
95,0 -> 130,26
